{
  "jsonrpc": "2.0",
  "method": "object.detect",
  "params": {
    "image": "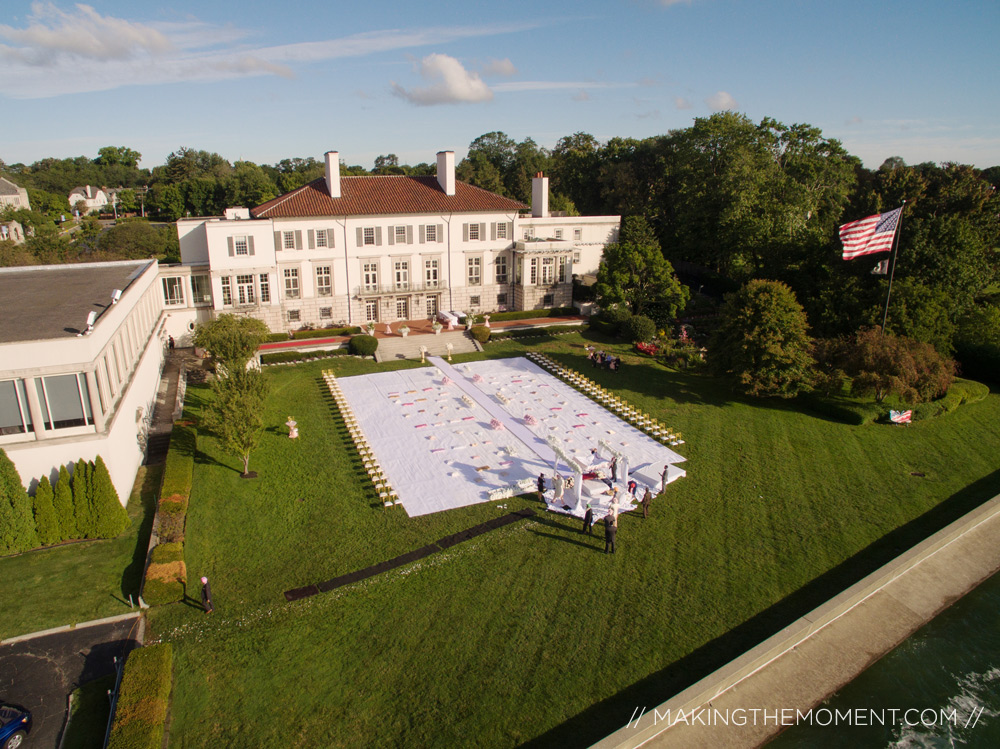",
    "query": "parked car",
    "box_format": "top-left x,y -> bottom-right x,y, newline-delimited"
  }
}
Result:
0,703 -> 31,749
